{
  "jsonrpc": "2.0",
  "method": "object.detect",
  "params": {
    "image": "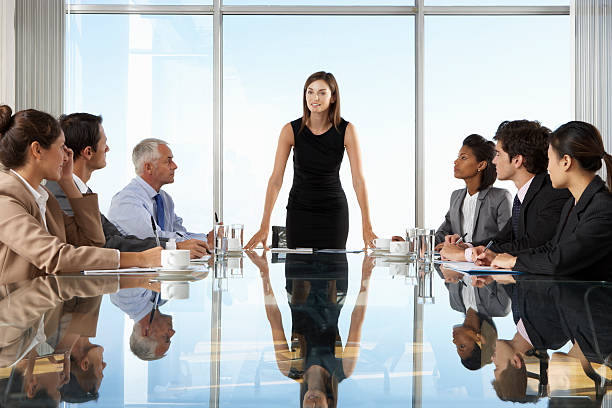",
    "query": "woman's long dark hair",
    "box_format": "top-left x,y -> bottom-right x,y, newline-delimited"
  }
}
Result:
549,121 -> 612,191
462,134 -> 497,191
299,72 -> 341,135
